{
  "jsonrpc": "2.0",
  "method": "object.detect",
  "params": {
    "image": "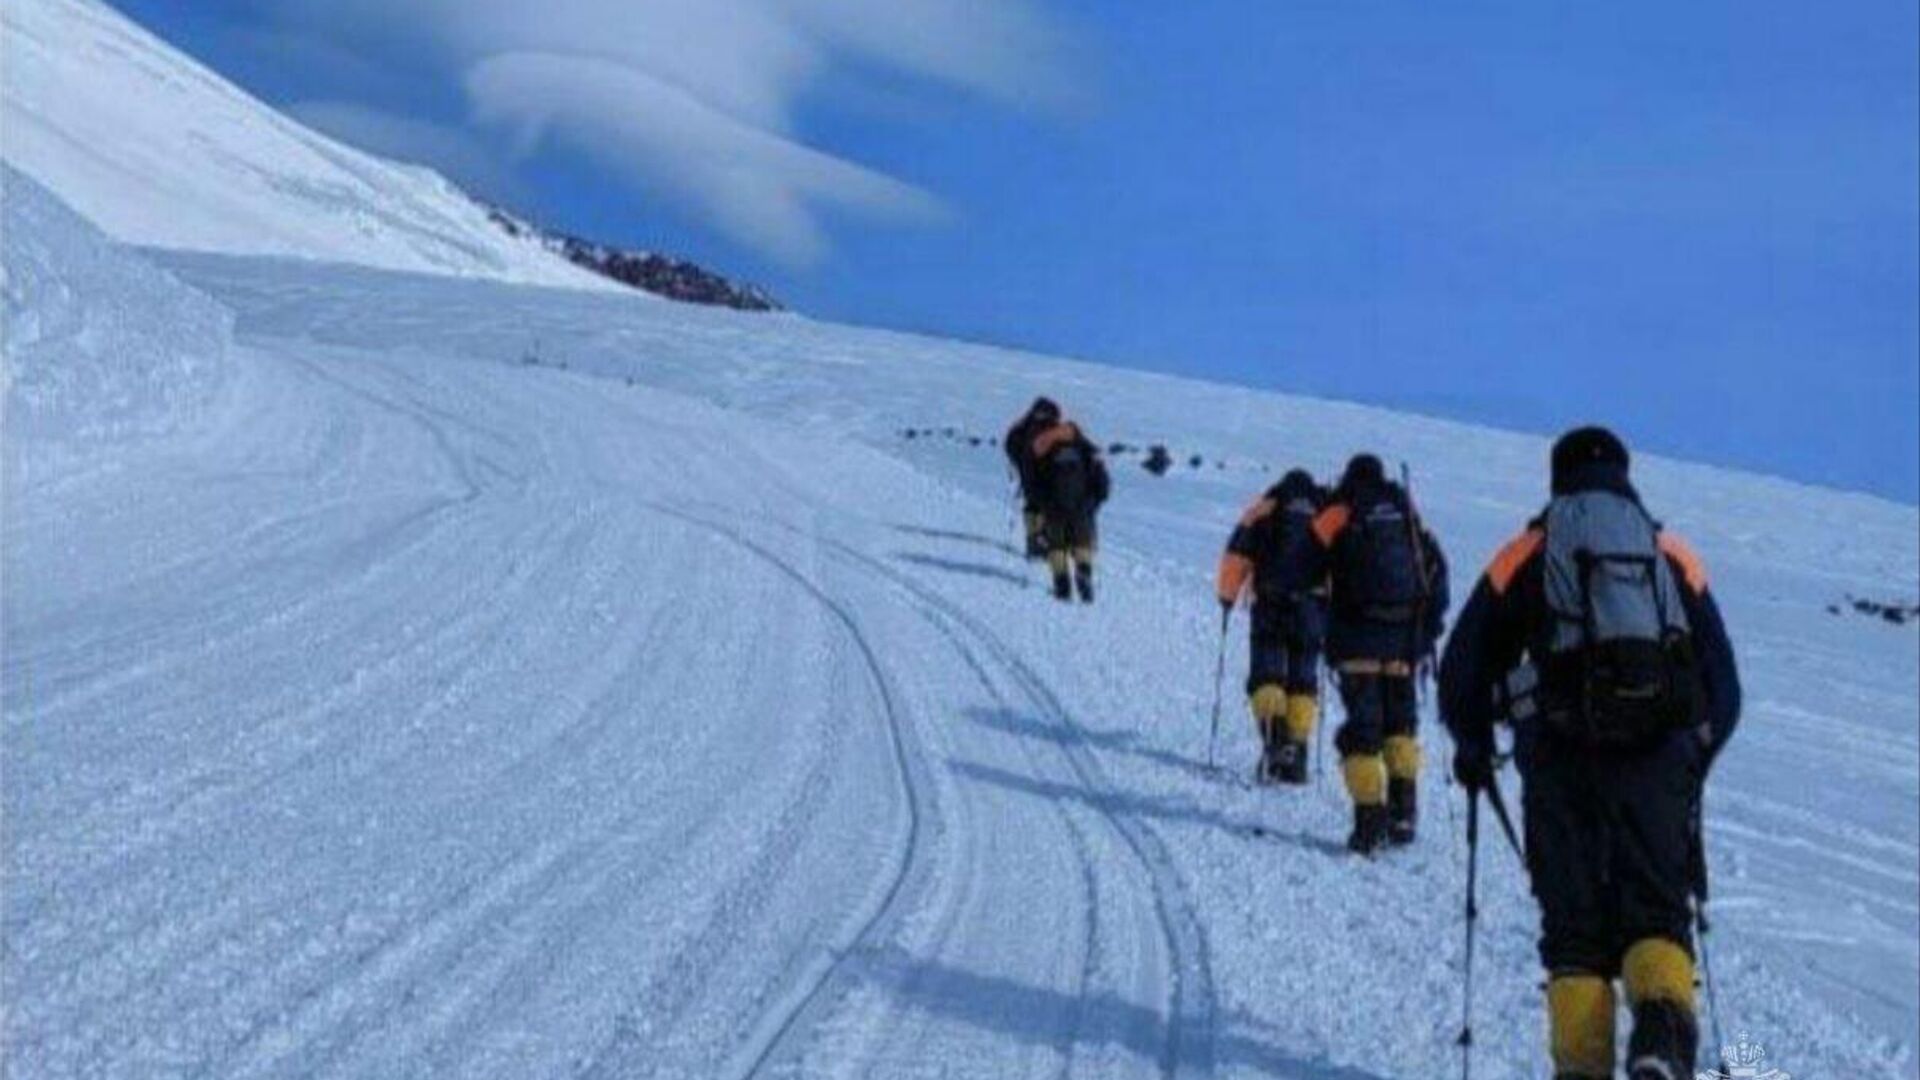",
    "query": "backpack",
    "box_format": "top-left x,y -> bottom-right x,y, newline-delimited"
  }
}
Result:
1535,491 -> 1700,748
1338,489 -> 1425,622
1254,493 -> 1321,600
1046,439 -> 1092,512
